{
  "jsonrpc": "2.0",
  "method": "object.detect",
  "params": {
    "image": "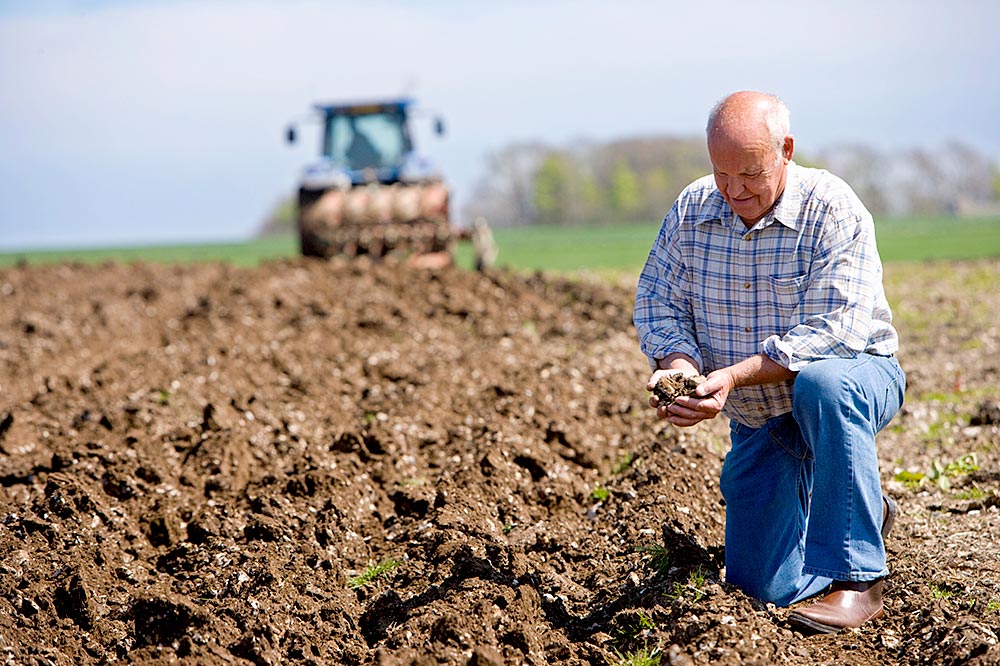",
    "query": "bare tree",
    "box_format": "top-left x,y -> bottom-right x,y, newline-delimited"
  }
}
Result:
815,141 -> 998,217
461,142 -> 548,227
